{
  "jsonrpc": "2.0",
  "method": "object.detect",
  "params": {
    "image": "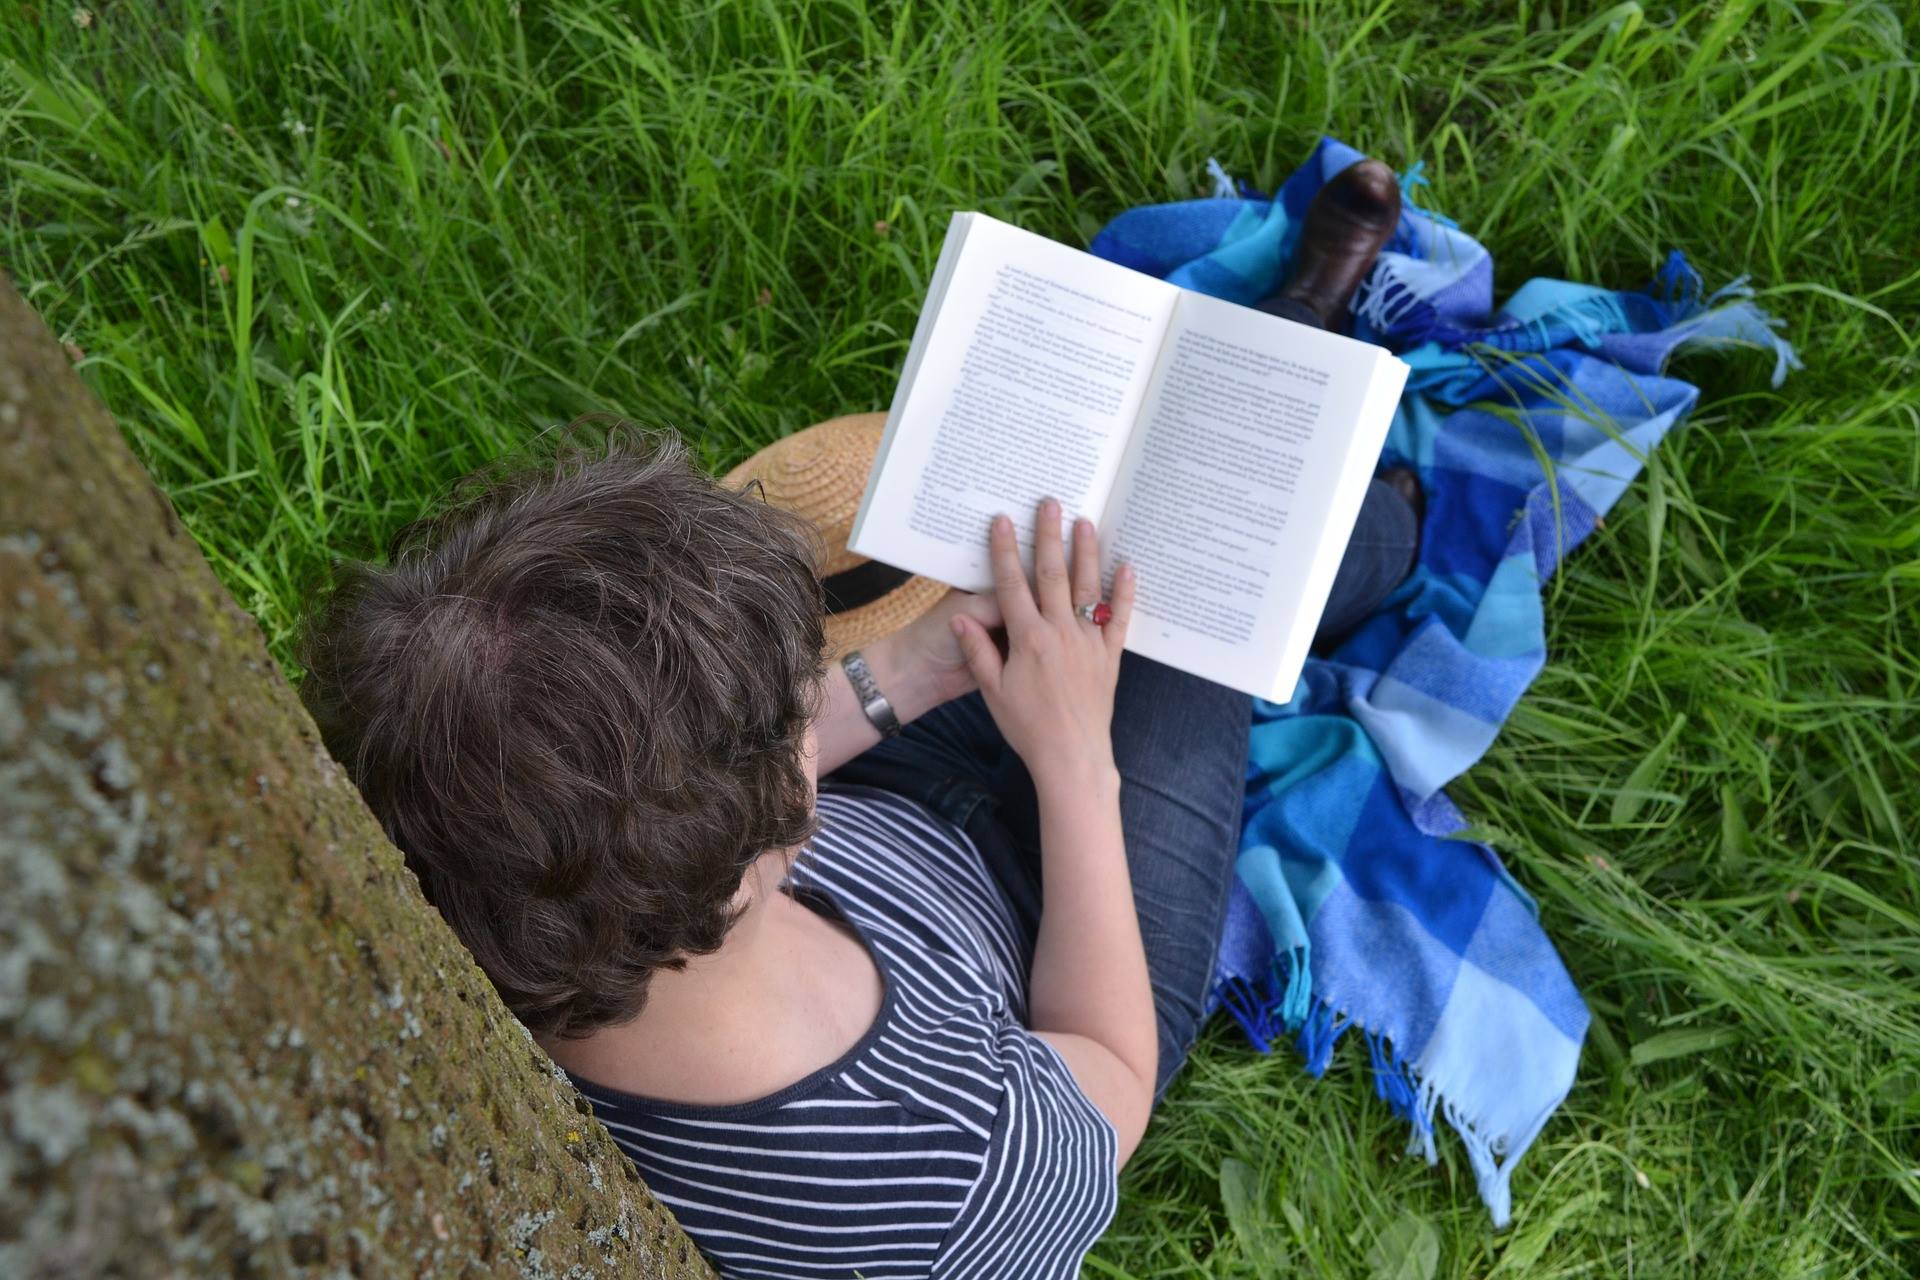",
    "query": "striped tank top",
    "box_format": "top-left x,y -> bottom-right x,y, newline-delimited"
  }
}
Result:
569,785 -> 1118,1279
